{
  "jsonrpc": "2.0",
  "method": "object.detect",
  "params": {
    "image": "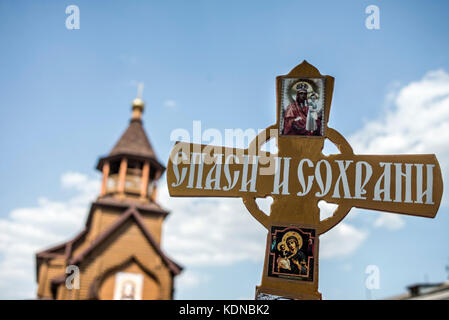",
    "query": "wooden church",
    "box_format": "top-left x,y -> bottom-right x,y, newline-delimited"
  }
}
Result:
35,95 -> 182,300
